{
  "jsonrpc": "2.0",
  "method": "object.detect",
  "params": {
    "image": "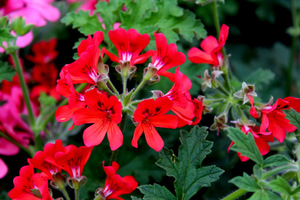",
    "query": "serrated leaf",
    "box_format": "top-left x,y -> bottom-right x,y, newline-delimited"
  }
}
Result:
284,109 -> 300,130
156,126 -> 223,200
138,184 -> 177,200
244,68 -> 275,90
230,173 -> 260,192
263,154 -> 292,168
131,197 -> 142,200
0,61 -> 15,82
61,10 -> 103,36
253,164 -> 262,179
227,127 -> 264,165
248,190 -> 269,200
269,176 -> 292,196
120,0 -> 206,45
0,28 -> 15,45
